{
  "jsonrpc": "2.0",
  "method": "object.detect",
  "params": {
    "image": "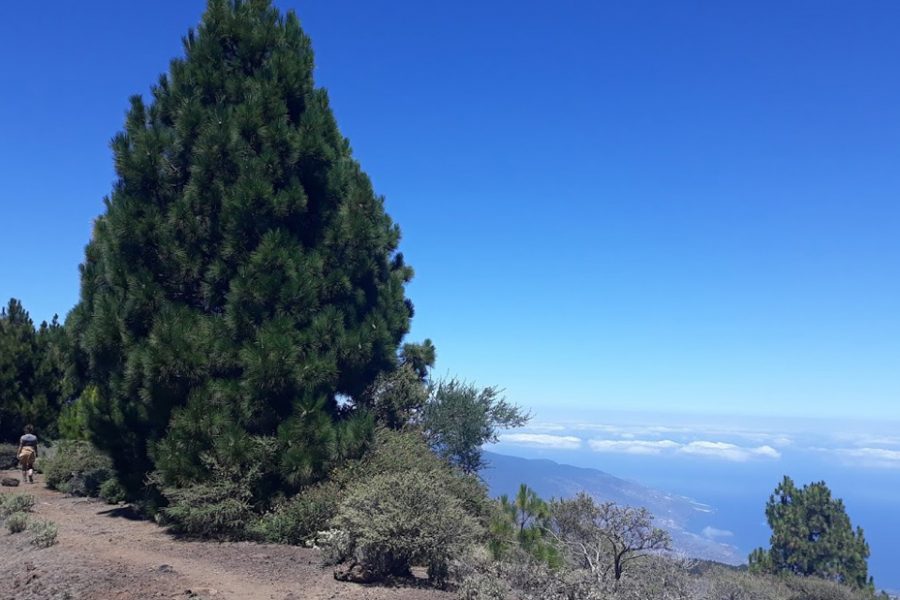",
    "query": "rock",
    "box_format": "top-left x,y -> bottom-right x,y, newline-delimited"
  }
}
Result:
333,563 -> 377,584
1,476 -> 20,487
